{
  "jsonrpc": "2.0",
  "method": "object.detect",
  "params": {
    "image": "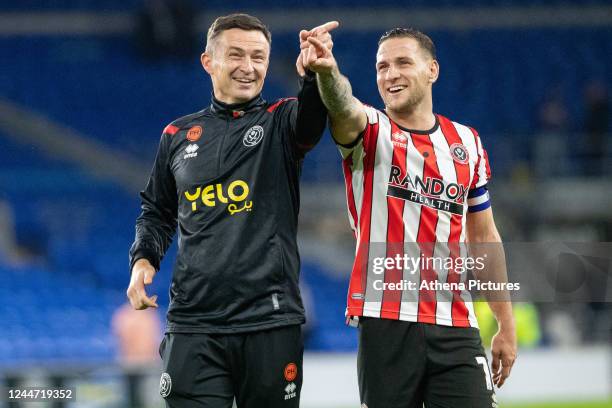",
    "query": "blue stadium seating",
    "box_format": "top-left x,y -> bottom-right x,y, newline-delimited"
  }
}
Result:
2,28 -> 611,178
0,0 -> 609,11
301,262 -> 358,351
0,264 -> 123,363
2,22 -> 612,363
